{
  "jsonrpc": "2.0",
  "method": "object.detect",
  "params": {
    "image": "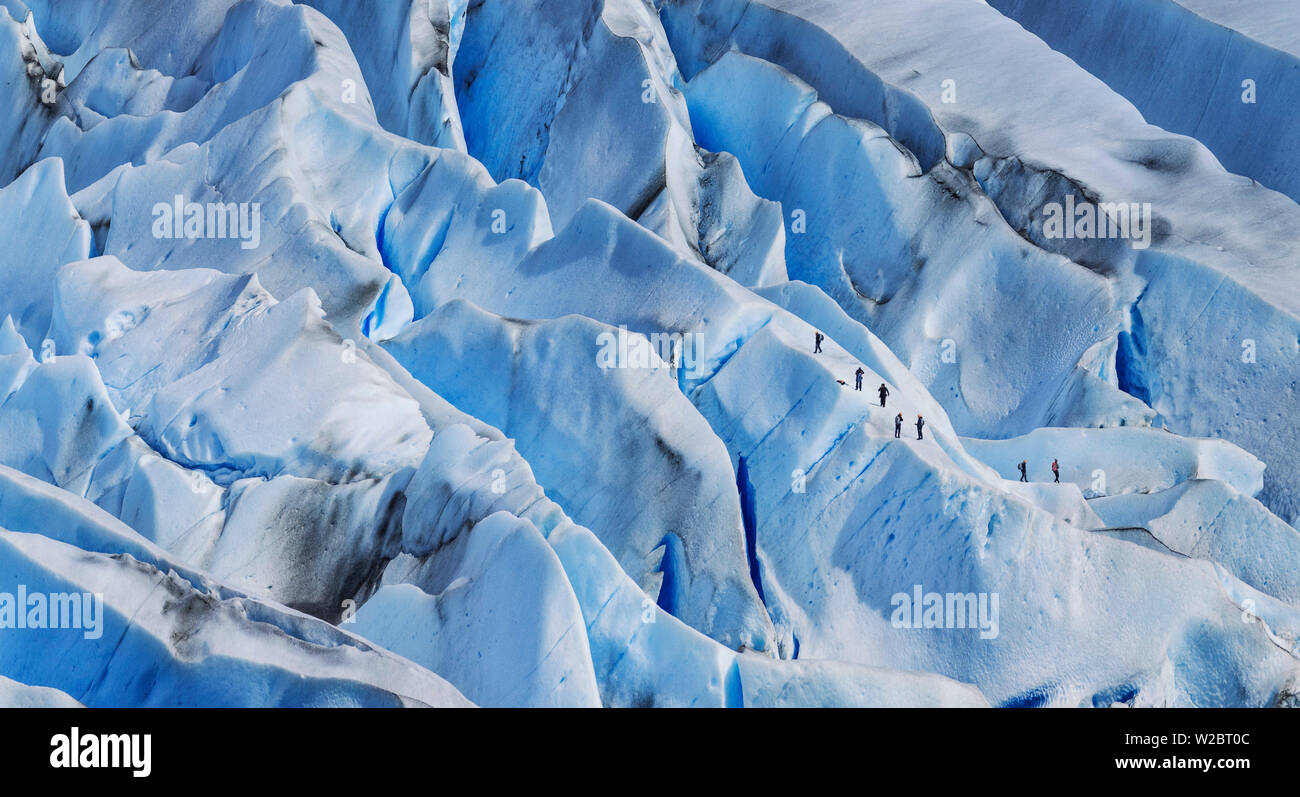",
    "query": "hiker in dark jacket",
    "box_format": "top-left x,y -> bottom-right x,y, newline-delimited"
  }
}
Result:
1018,460 -> 1028,482
894,413 -> 903,438
814,331 -> 824,353
878,383 -> 889,407
915,415 -> 925,440
855,367 -> 864,391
